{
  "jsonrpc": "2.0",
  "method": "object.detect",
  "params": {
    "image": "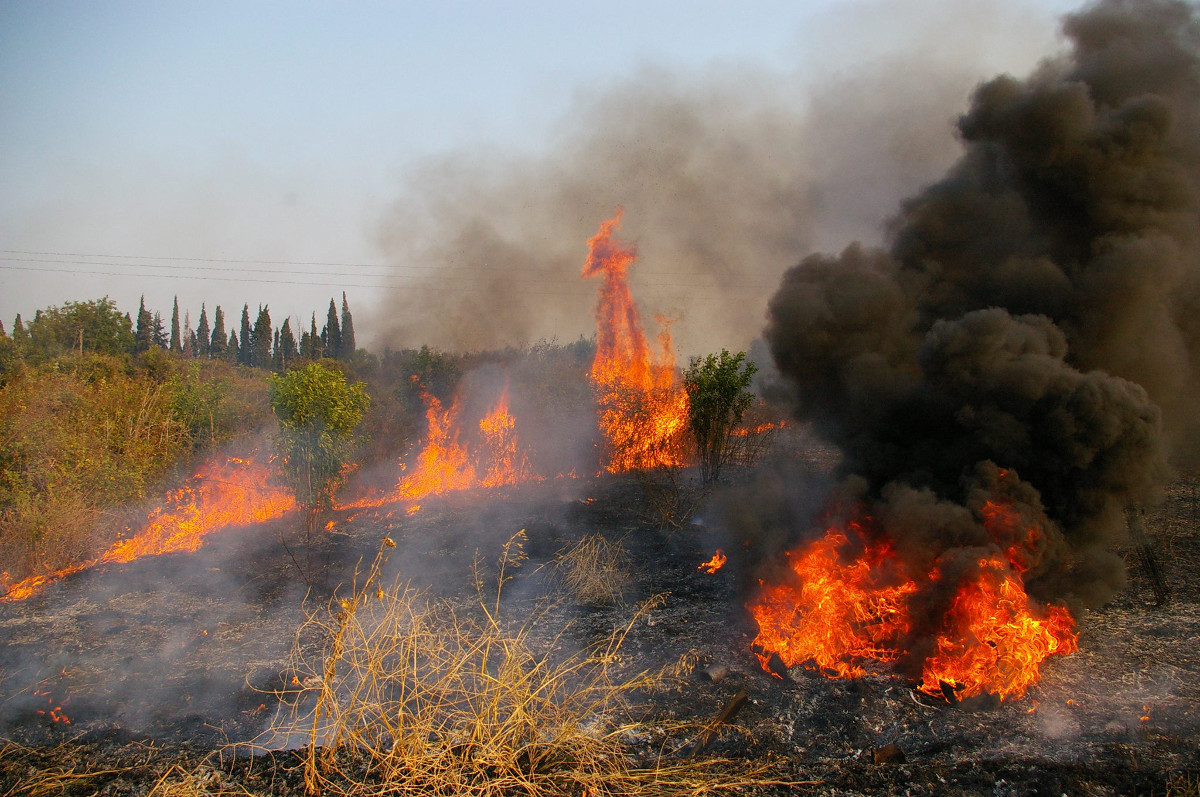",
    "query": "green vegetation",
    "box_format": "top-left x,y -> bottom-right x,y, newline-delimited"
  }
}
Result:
0,352 -> 269,588
683,349 -> 757,484
0,292 -> 365,593
269,361 -> 370,521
